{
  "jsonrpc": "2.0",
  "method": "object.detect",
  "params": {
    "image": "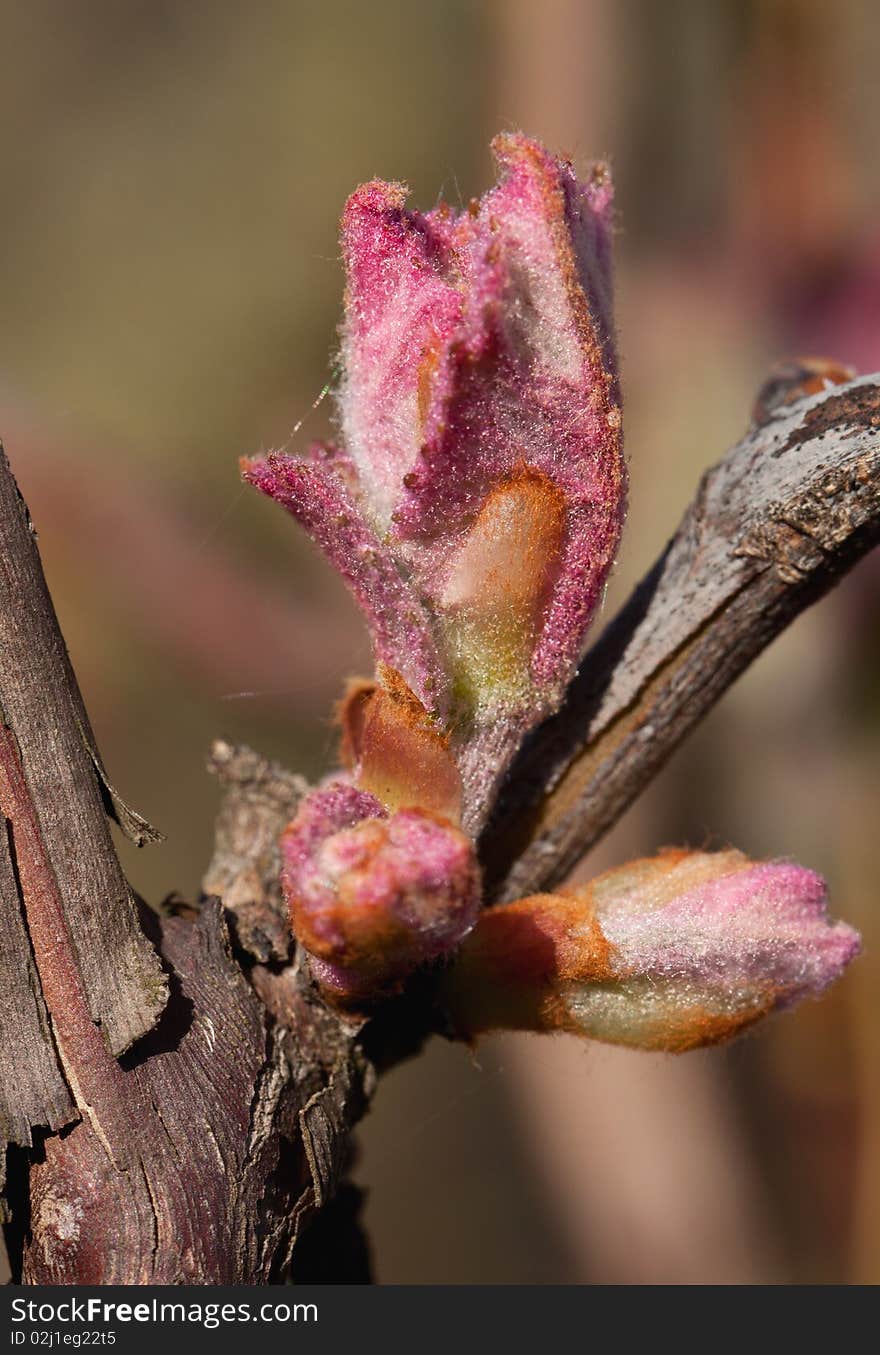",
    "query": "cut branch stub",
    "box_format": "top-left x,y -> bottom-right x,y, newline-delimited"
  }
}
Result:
0,447 -> 167,1173
0,448 -> 166,1057
482,375 -> 880,902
